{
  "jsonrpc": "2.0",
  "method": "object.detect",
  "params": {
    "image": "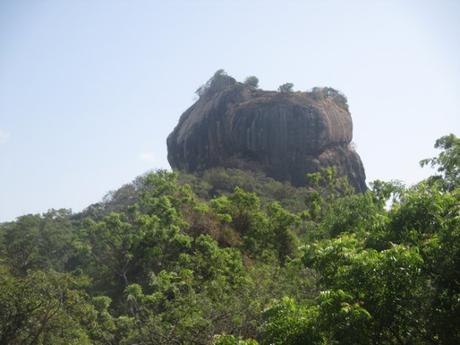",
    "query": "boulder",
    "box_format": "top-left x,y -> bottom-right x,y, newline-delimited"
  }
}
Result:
167,73 -> 366,192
